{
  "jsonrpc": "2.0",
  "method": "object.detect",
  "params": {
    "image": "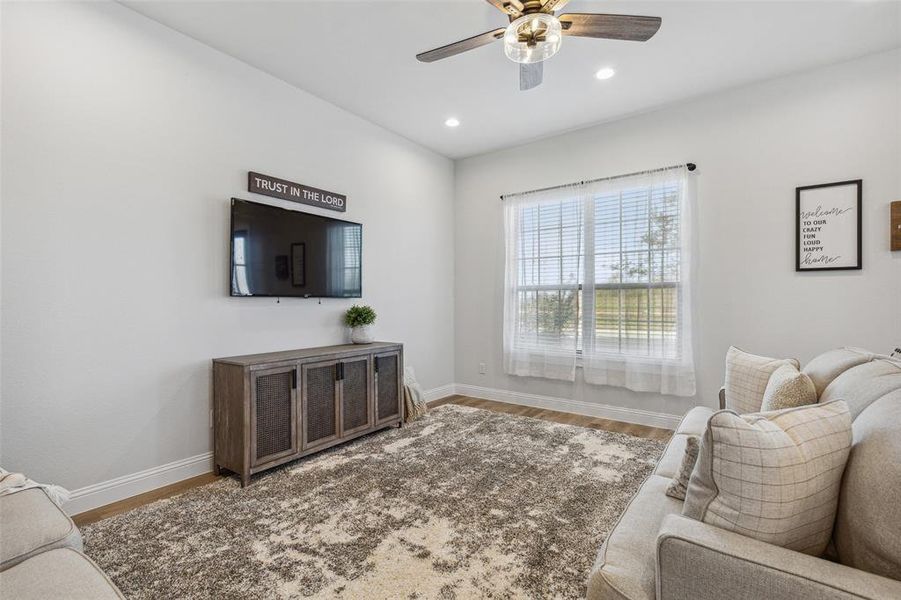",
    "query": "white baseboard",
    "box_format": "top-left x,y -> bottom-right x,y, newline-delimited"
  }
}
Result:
453,383 -> 682,430
65,382 -> 676,517
66,384 -> 456,516
66,452 -> 214,516
422,383 -> 457,403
